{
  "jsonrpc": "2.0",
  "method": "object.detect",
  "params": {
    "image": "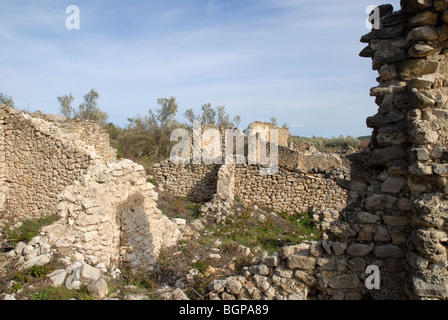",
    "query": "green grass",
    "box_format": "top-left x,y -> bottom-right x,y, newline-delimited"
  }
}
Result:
202,210 -> 319,255
13,265 -> 52,284
30,286 -> 94,300
7,214 -> 58,245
